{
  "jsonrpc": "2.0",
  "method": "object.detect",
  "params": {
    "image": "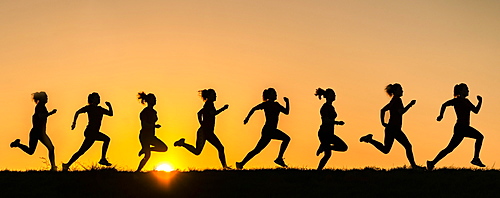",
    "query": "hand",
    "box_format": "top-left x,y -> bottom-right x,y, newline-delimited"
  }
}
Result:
105,101 -> 111,106
382,123 -> 388,127
223,104 -> 229,109
283,97 -> 289,103
71,122 -> 76,130
437,115 -> 443,122
243,118 -> 249,125
50,109 -> 57,114
409,100 -> 416,106
155,124 -> 161,128
337,121 -> 345,125
477,95 -> 482,101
